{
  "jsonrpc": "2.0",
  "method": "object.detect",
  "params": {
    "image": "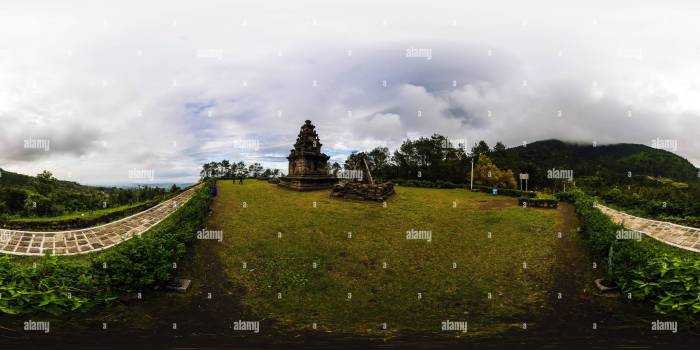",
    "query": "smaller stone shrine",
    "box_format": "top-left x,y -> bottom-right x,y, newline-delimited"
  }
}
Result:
278,120 -> 338,191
